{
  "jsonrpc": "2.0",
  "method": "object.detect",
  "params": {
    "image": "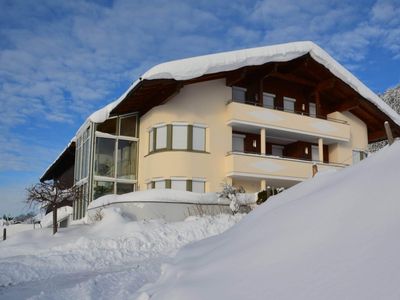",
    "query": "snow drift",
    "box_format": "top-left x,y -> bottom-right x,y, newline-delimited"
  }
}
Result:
139,141 -> 400,300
